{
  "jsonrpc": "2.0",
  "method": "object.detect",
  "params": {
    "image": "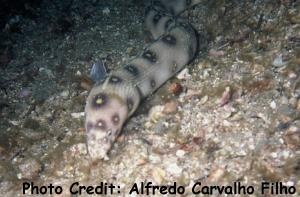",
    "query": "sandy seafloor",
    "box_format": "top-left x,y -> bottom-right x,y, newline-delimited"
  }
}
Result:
0,0 -> 299,196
